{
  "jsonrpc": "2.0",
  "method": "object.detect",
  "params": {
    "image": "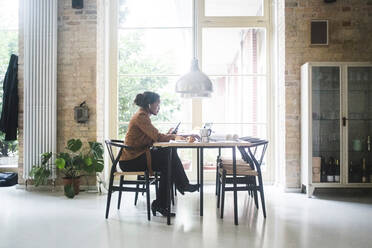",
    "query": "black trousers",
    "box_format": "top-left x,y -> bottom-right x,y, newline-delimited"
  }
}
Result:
119,148 -> 189,208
